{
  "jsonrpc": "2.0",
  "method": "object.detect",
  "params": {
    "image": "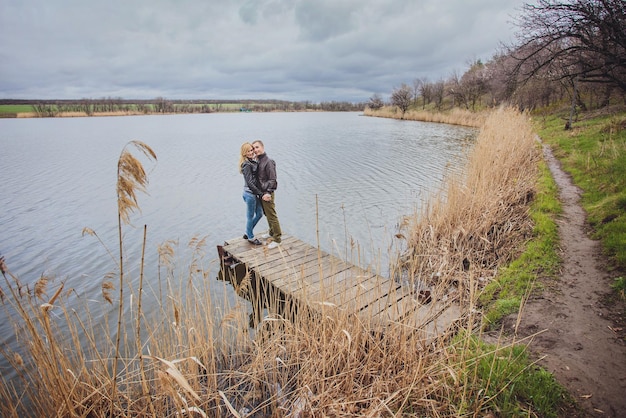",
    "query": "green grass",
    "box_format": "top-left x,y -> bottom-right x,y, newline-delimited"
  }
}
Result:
0,104 -> 34,116
480,159 -> 562,325
611,276 -> 626,300
536,111 -> 626,271
452,333 -> 568,417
